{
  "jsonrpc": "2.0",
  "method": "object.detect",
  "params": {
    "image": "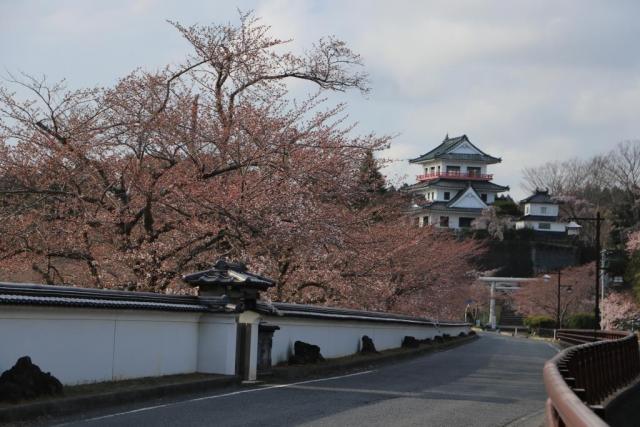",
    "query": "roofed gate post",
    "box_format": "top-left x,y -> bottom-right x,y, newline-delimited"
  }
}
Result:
183,260 -> 276,382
